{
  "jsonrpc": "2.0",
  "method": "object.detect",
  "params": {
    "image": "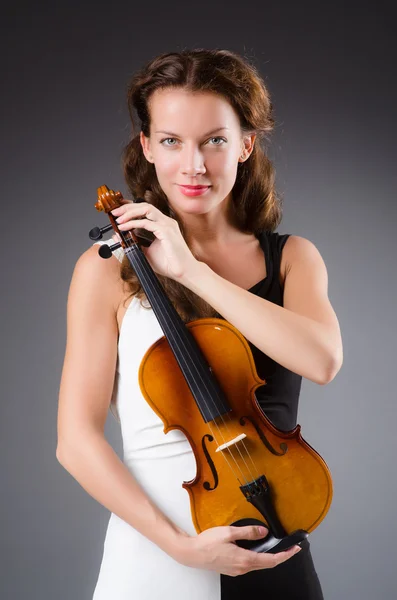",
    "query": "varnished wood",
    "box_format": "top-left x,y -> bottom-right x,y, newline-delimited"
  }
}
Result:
139,318 -> 333,535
